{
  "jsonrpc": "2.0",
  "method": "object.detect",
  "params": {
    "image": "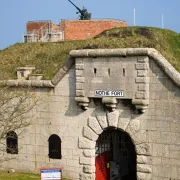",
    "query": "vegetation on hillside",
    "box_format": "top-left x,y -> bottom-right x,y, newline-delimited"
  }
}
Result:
0,172 -> 69,180
0,27 -> 179,80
